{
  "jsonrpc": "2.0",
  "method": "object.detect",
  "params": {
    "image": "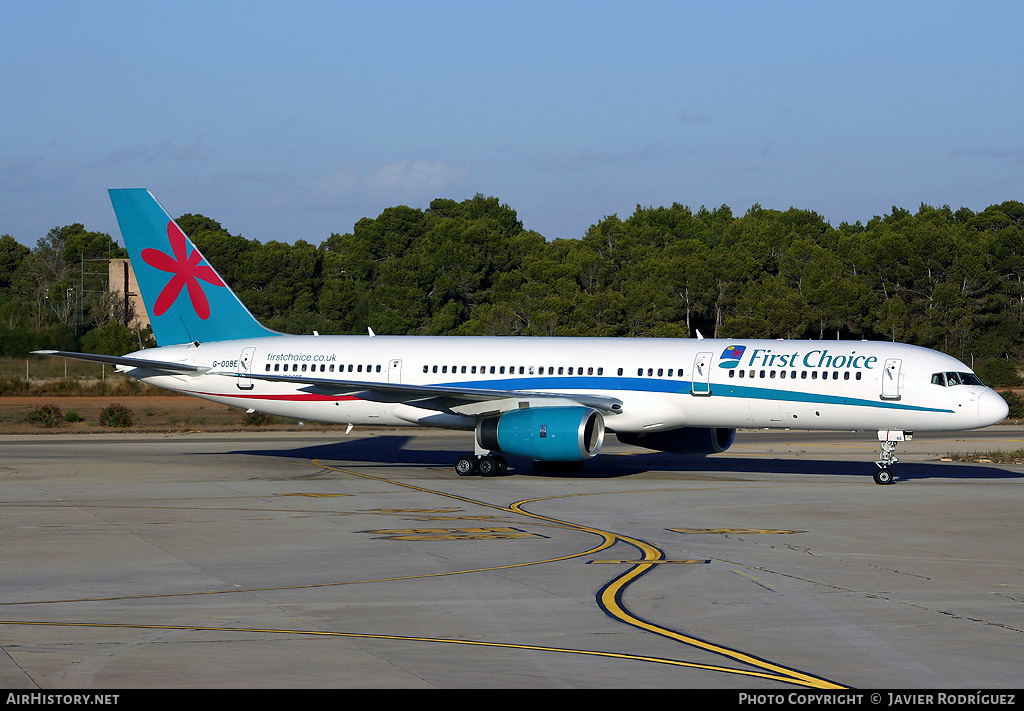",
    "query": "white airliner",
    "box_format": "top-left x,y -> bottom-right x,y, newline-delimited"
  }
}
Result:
37,189 -> 1008,484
